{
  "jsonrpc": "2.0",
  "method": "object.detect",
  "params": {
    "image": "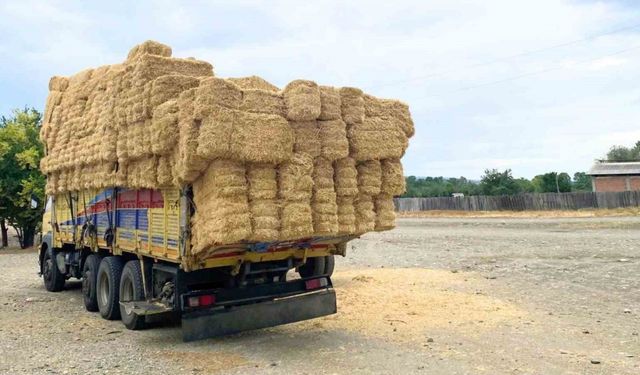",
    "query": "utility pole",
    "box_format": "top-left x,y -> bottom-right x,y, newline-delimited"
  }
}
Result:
555,172 -> 560,193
